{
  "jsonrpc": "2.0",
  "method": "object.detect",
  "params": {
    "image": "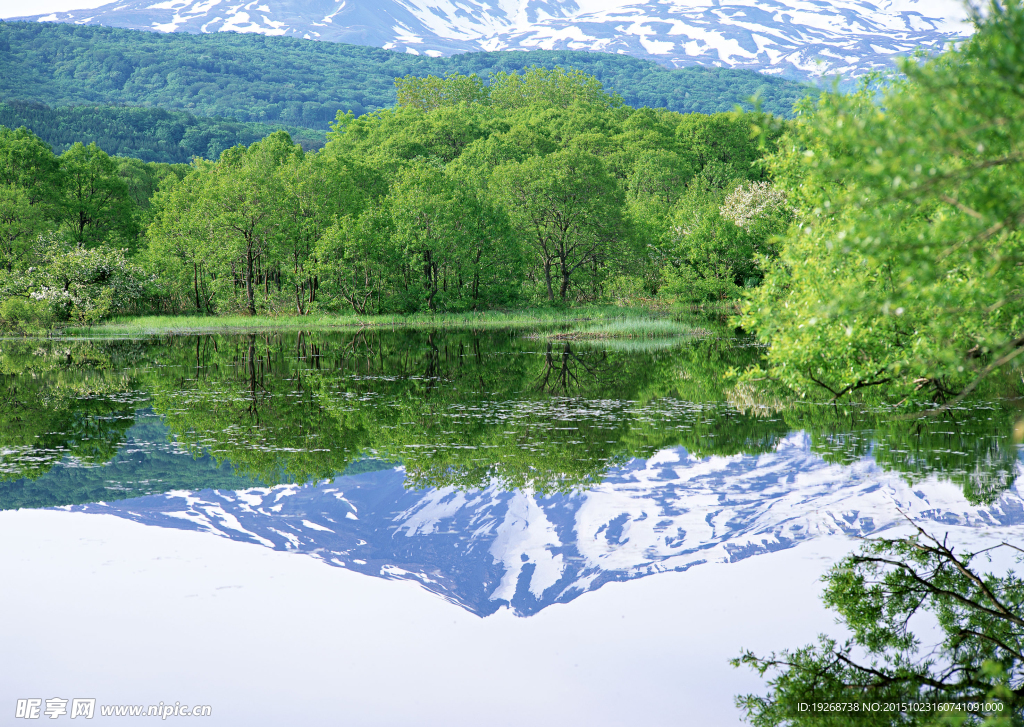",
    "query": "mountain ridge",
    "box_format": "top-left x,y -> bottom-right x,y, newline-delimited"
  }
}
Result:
13,0 -> 972,81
